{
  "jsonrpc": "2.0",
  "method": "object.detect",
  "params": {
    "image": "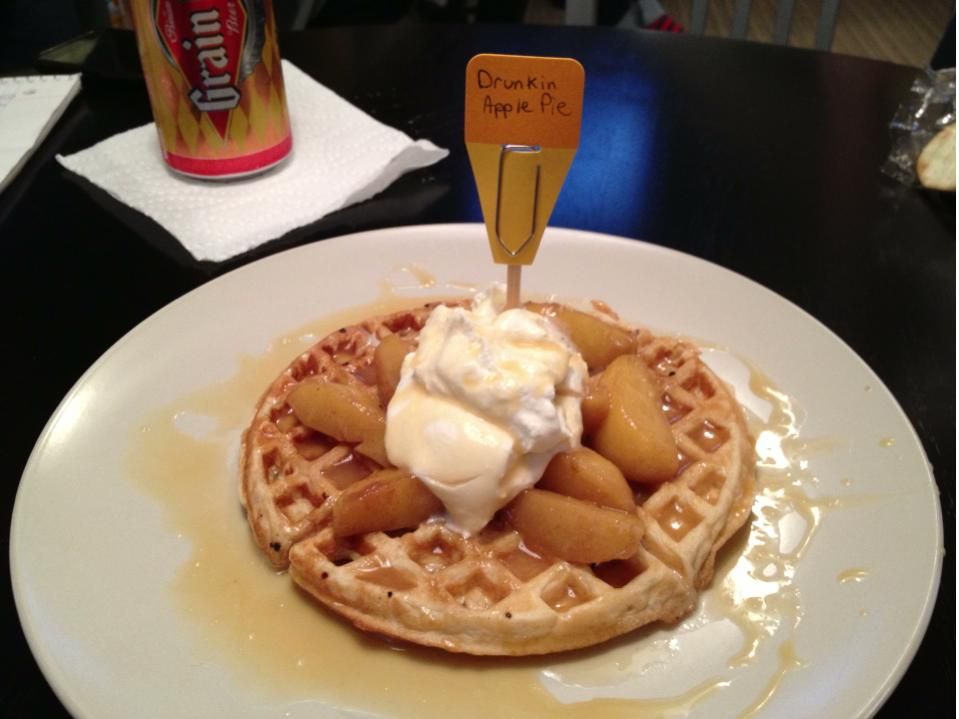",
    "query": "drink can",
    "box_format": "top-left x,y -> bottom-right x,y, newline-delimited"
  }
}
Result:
130,0 -> 293,179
